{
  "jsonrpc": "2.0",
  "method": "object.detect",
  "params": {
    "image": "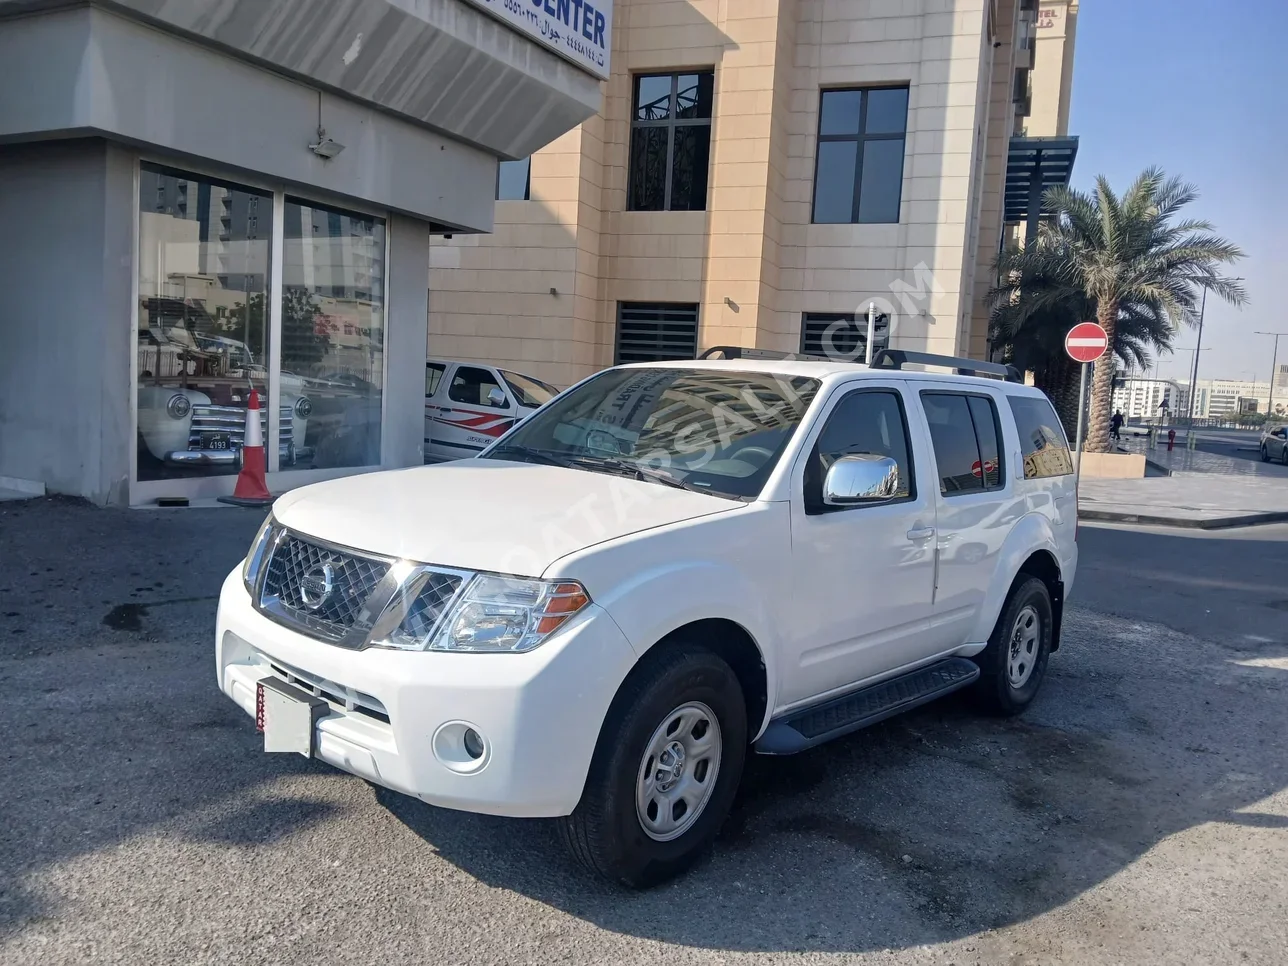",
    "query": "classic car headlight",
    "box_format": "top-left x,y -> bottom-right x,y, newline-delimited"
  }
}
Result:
241,514 -> 276,595
293,396 -> 313,418
166,393 -> 192,419
384,574 -> 590,653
